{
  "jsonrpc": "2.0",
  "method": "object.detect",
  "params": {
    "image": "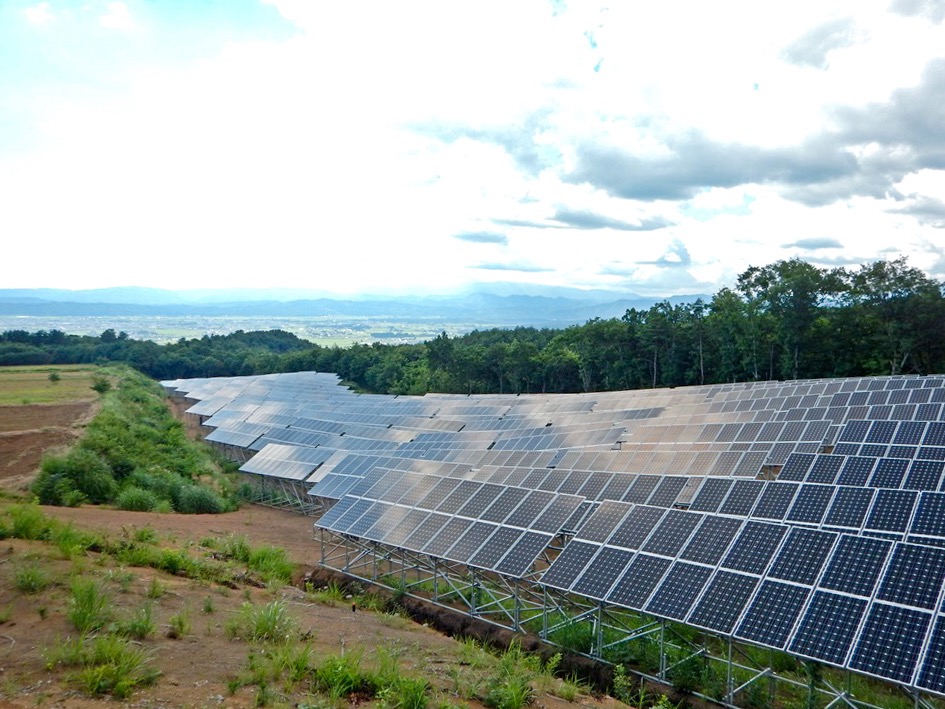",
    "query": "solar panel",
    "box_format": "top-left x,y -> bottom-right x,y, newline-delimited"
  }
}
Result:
648,476 -> 689,507
869,458 -> 909,488
778,453 -> 816,481
644,562 -> 713,620
687,571 -> 759,634
722,521 -> 787,575
423,517 -> 474,557
571,546 -> 635,600
753,483 -> 800,521
819,535 -> 892,597
532,495 -> 586,533
823,487 -> 875,529
680,515 -> 742,565
789,591 -> 867,666
736,581 -> 810,648
623,475 -> 661,504
906,460 -> 945,491
607,554 -> 673,609
479,487 -> 530,523
719,480 -> 764,516
877,544 -> 945,610
785,484 -> 835,525
468,527 -> 523,569
865,489 -> 918,534
689,478 -> 734,513
495,531 -> 553,577
909,494 -> 945,539
504,490 -> 555,528
541,541 -> 601,591
849,603 -> 931,683
768,528 -> 837,585
807,455 -> 844,484
609,506 -> 668,550
916,615 -> 945,693
641,510 -> 703,557
445,521 -> 498,563
574,501 -> 631,543
457,483 -> 506,518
